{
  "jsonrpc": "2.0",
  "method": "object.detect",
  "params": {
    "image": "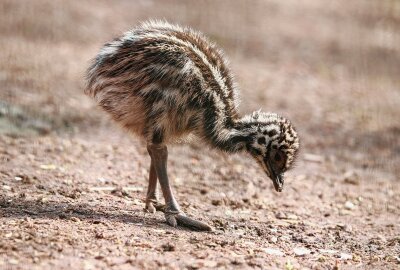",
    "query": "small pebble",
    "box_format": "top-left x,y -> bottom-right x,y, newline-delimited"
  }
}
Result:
340,253 -> 352,260
262,247 -> 284,256
344,201 -> 355,210
161,243 -> 175,252
293,247 -> 311,256
70,217 -> 80,222
270,236 -> 278,243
